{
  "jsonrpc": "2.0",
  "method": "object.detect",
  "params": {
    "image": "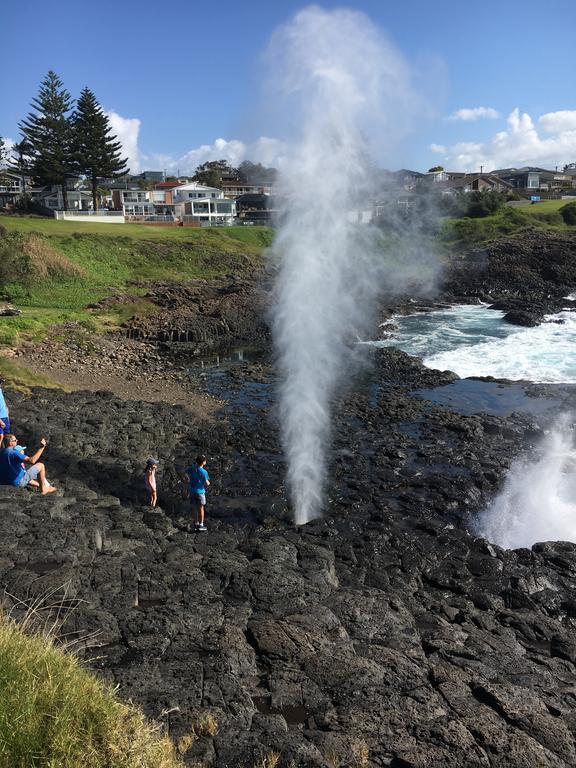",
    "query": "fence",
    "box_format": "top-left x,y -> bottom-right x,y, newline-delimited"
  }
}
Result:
54,210 -> 125,223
